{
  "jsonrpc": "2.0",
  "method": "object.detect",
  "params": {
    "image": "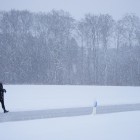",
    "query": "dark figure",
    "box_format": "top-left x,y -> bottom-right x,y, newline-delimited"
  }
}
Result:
0,82 -> 9,113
